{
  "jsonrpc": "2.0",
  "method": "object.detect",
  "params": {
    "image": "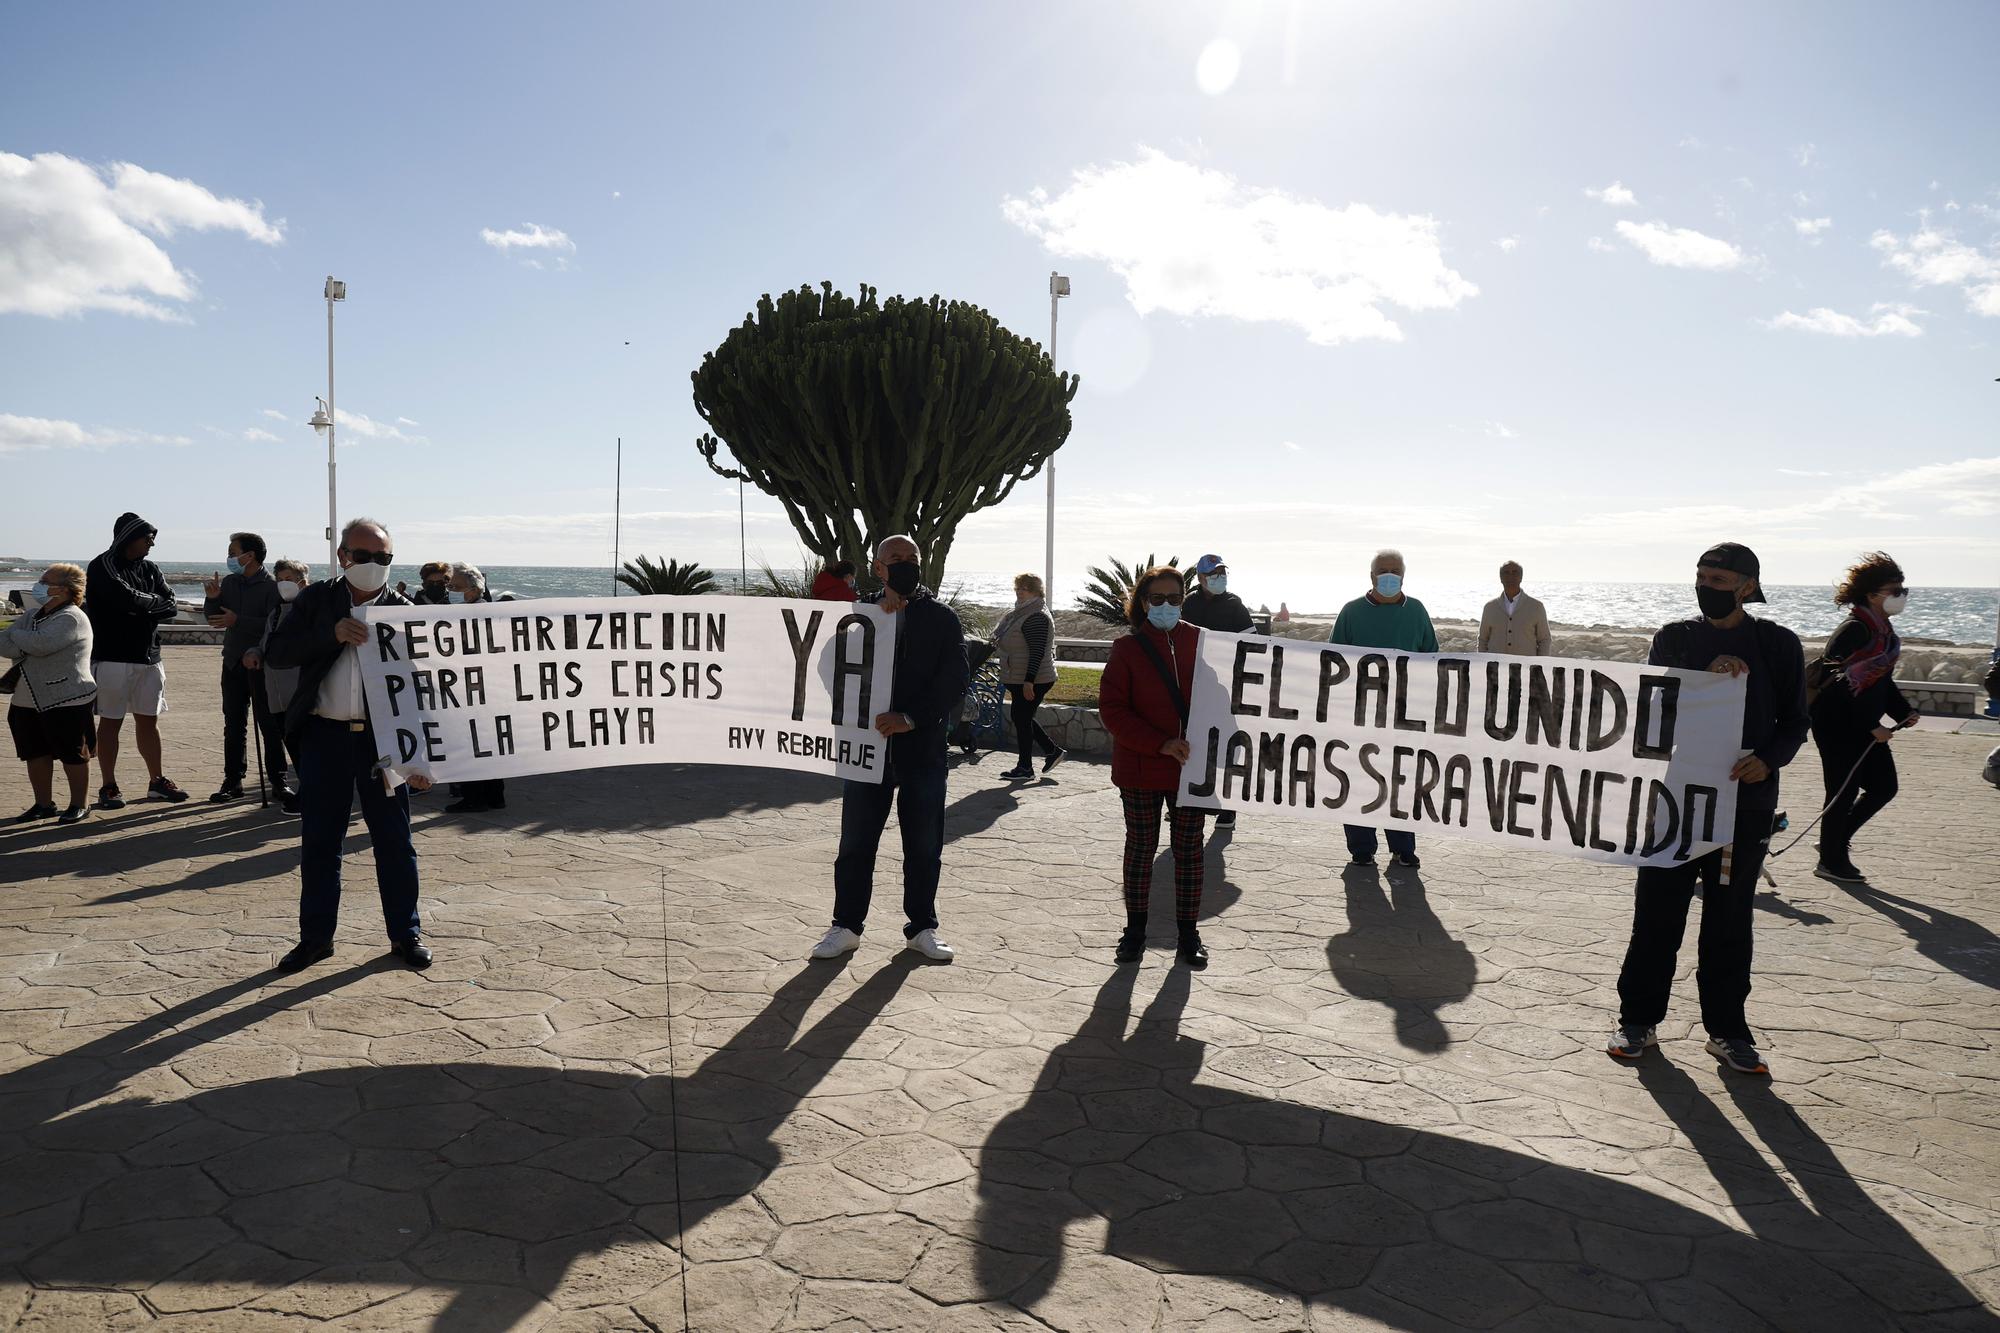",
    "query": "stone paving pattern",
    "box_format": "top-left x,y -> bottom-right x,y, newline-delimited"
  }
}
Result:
3,645 -> 1999,1330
